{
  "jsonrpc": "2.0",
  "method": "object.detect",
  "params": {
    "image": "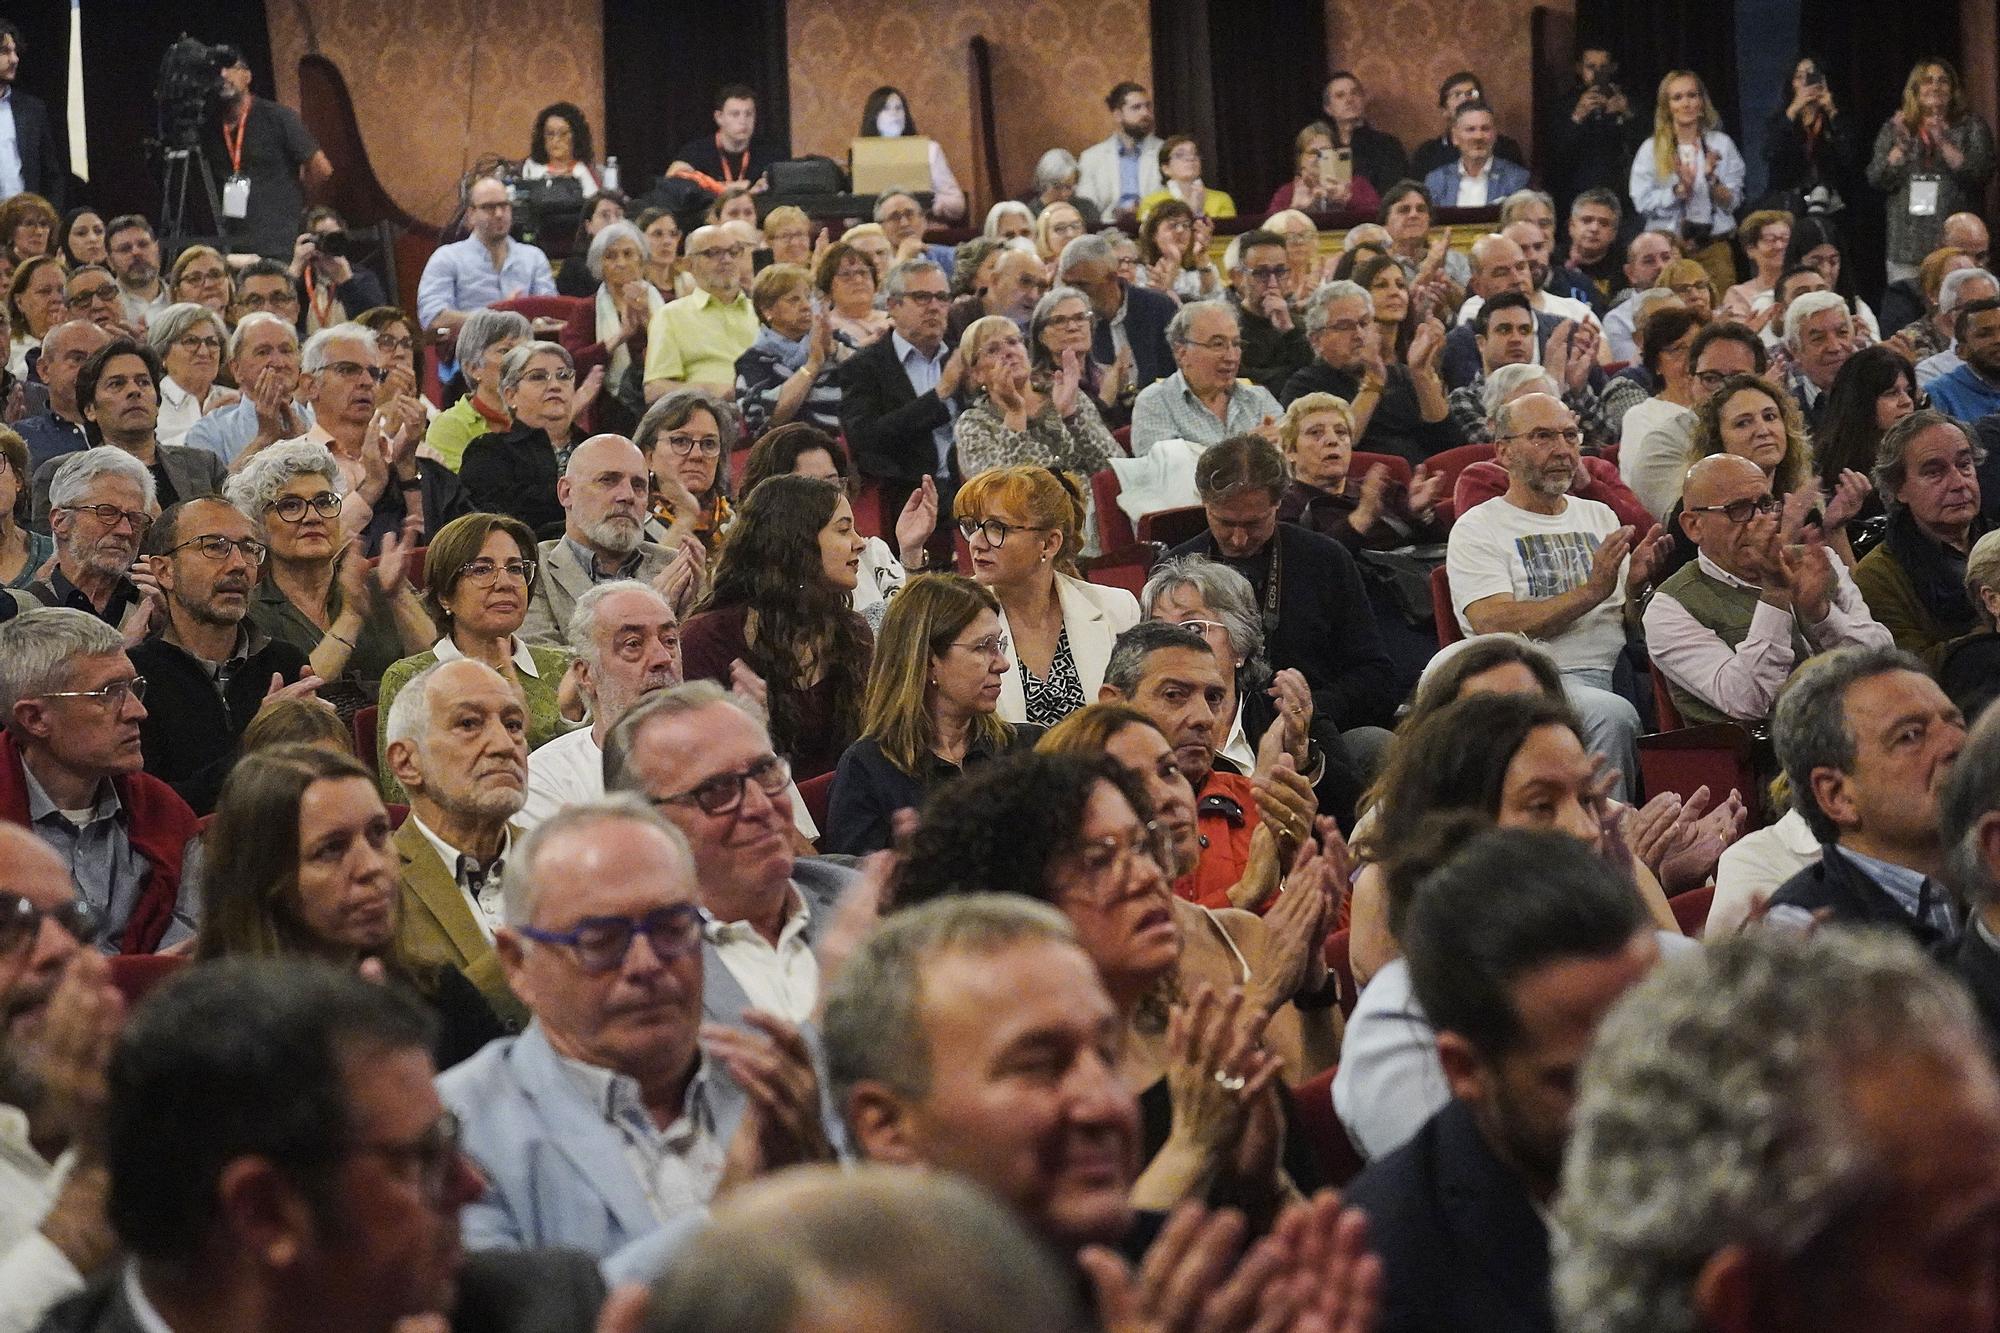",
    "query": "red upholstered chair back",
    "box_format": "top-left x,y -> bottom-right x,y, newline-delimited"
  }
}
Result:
351,705 -> 379,772
1348,451 -> 1412,488
797,771 -> 835,834
1290,1065 -> 1366,1186
1092,469 -> 1138,553
1430,565 -> 1462,647
107,953 -> 187,1008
